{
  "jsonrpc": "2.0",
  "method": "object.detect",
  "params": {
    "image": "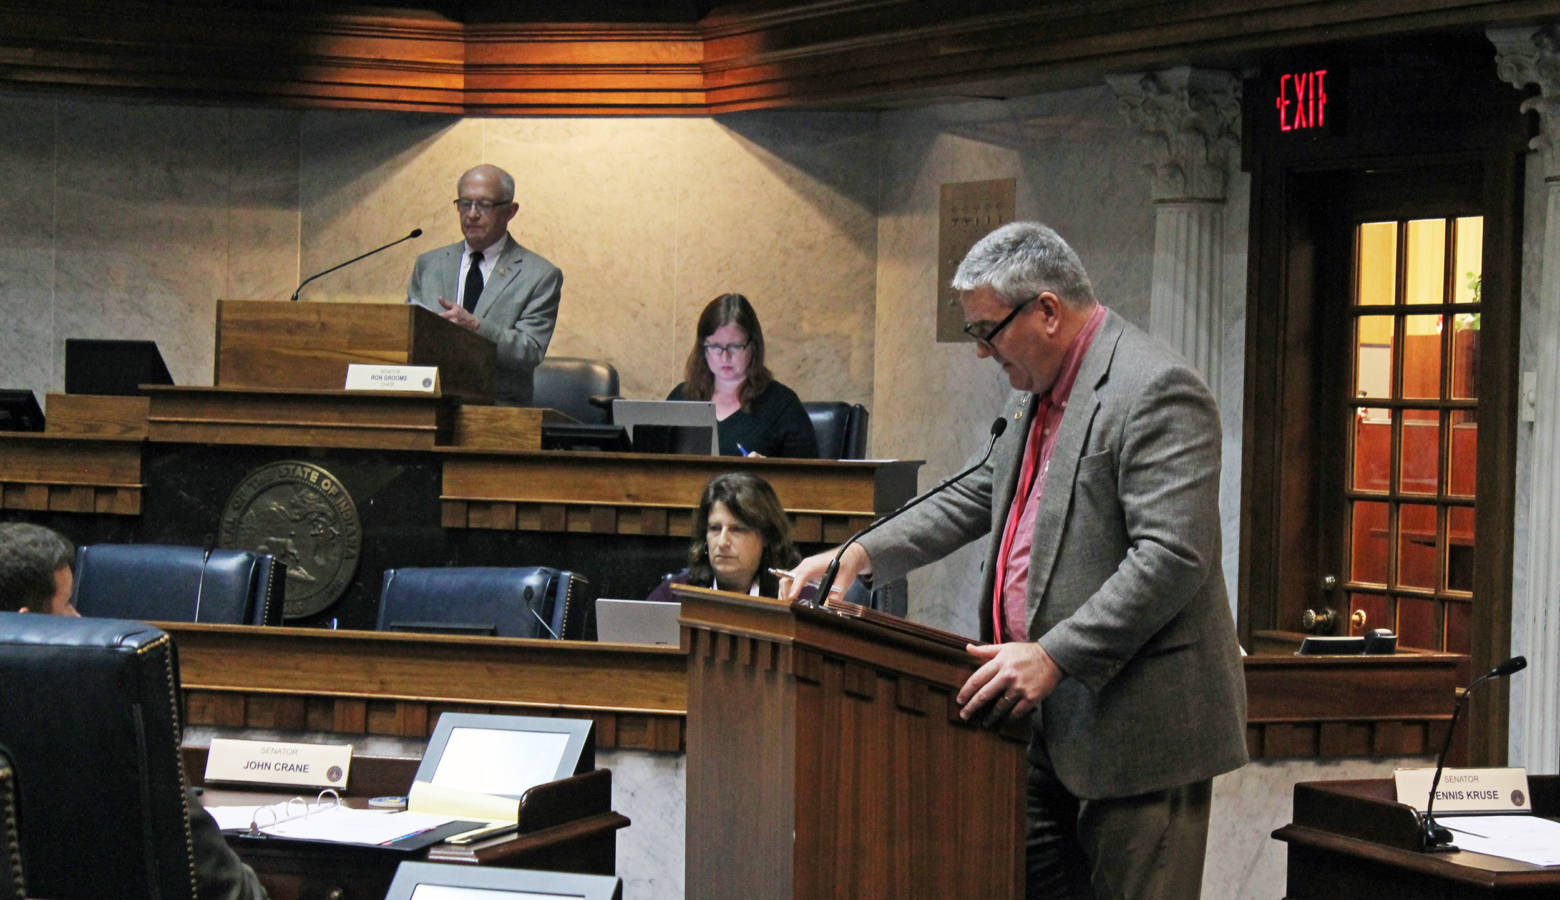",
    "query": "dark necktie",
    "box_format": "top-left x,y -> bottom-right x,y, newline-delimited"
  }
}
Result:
462,250 -> 485,313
